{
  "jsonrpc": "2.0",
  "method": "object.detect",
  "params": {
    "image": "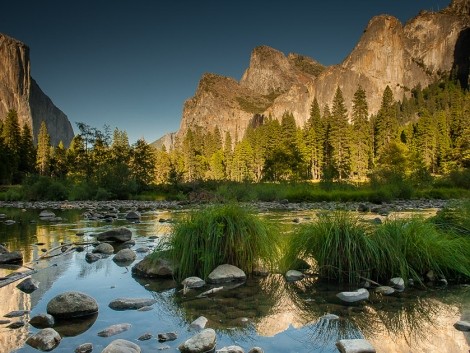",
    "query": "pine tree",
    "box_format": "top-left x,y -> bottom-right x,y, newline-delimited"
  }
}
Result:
350,85 -> 371,180
36,121 -> 51,176
328,87 -> 351,180
19,123 -> 36,177
2,110 -> 21,182
131,138 -> 156,189
51,141 -> 68,178
305,98 -> 325,180
375,86 -> 399,161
